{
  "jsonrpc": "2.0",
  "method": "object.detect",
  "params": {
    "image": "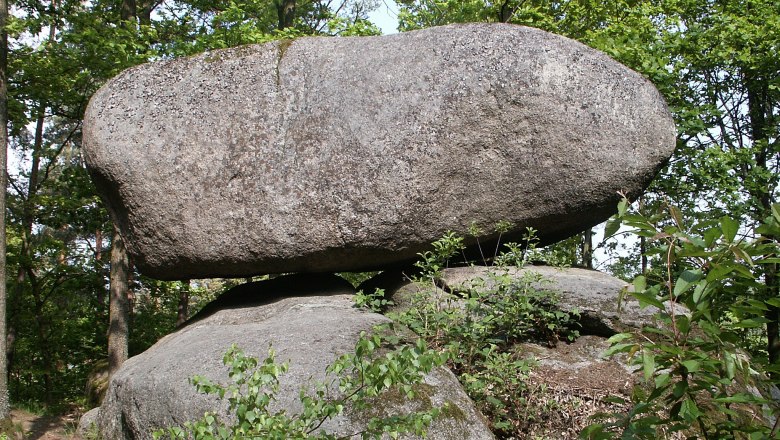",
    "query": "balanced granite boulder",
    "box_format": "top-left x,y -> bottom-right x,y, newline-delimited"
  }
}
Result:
83,23 -> 676,280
